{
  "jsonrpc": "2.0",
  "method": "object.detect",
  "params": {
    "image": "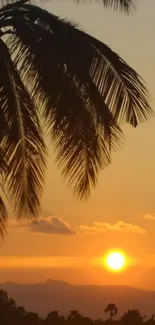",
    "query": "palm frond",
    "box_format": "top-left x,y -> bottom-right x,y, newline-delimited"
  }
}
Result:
88,38 -> 152,127
5,6 -> 123,198
101,0 -> 135,13
0,38 -> 46,219
0,0 -> 135,14
0,195 -> 7,238
5,4 -> 152,198
11,4 -> 152,128
50,79 -> 122,198
0,147 -> 9,173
